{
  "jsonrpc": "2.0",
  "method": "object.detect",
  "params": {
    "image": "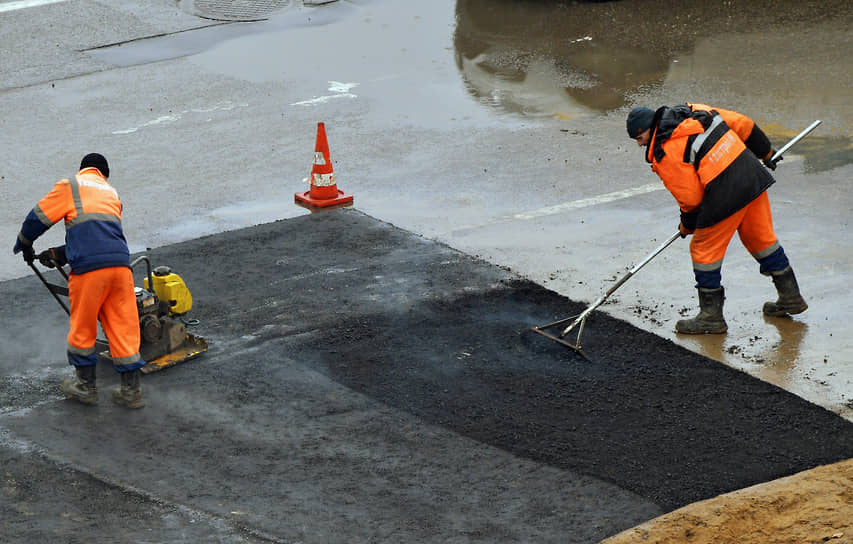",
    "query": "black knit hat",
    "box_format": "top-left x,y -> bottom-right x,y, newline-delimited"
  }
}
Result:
80,153 -> 109,178
626,107 -> 655,138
